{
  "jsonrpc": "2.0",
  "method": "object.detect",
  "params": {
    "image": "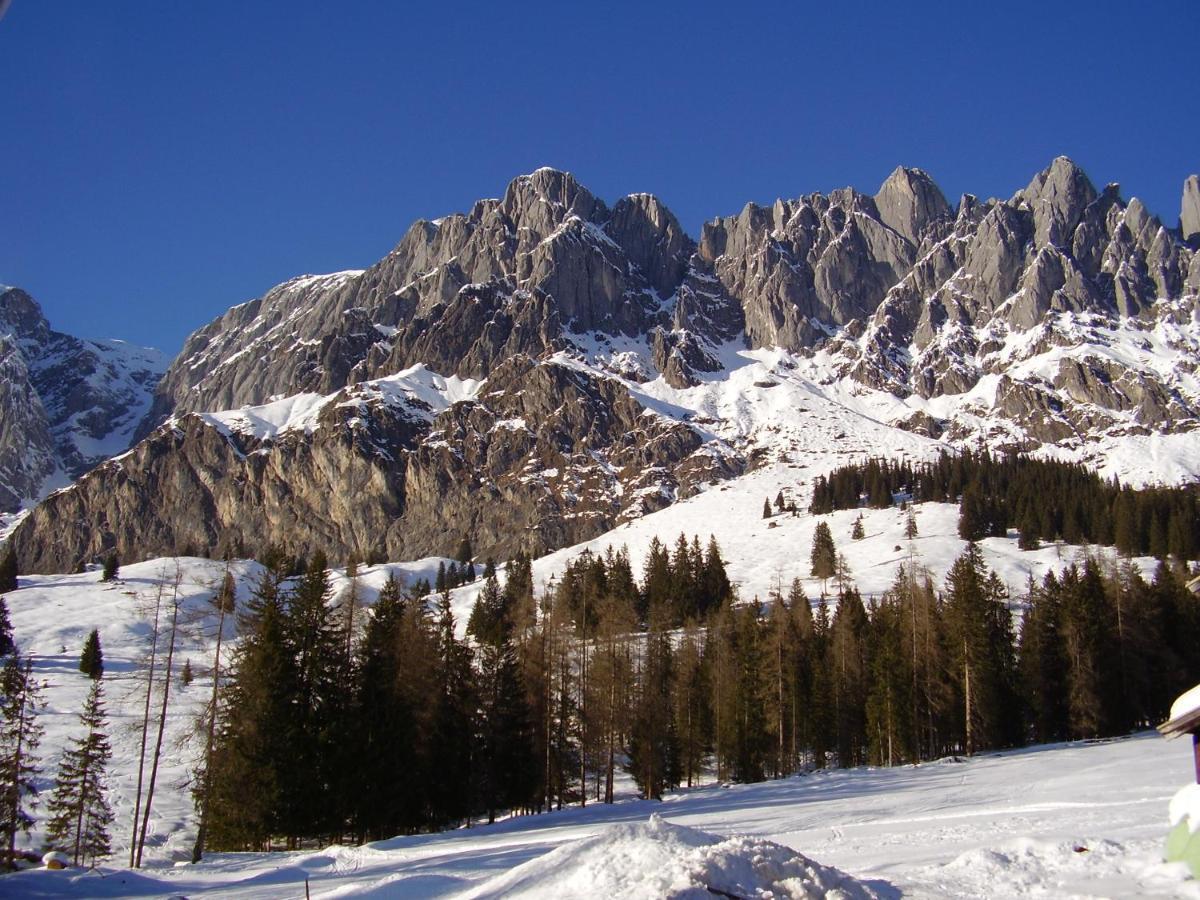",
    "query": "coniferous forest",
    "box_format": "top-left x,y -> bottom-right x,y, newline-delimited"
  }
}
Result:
198,527 -> 1200,851
808,450 -> 1200,560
